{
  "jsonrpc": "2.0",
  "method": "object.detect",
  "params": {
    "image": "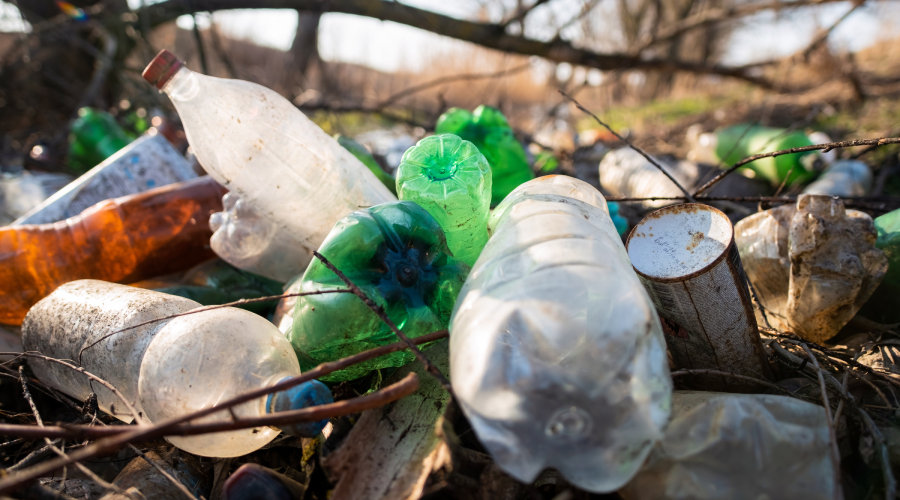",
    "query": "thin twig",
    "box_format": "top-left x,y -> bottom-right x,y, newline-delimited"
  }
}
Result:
312,251 -> 452,390
670,368 -> 794,396
694,136 -> 900,195
559,90 -> 697,202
